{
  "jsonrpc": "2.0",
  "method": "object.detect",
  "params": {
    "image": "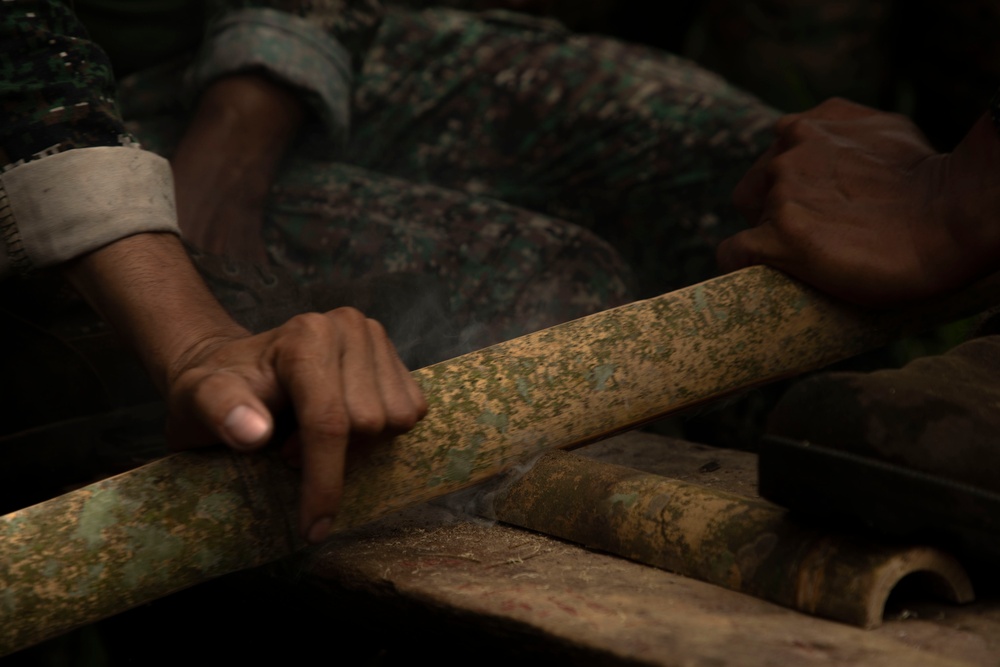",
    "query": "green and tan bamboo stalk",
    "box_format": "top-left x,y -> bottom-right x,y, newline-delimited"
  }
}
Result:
488,450 -> 974,629
2,265 -> 999,654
